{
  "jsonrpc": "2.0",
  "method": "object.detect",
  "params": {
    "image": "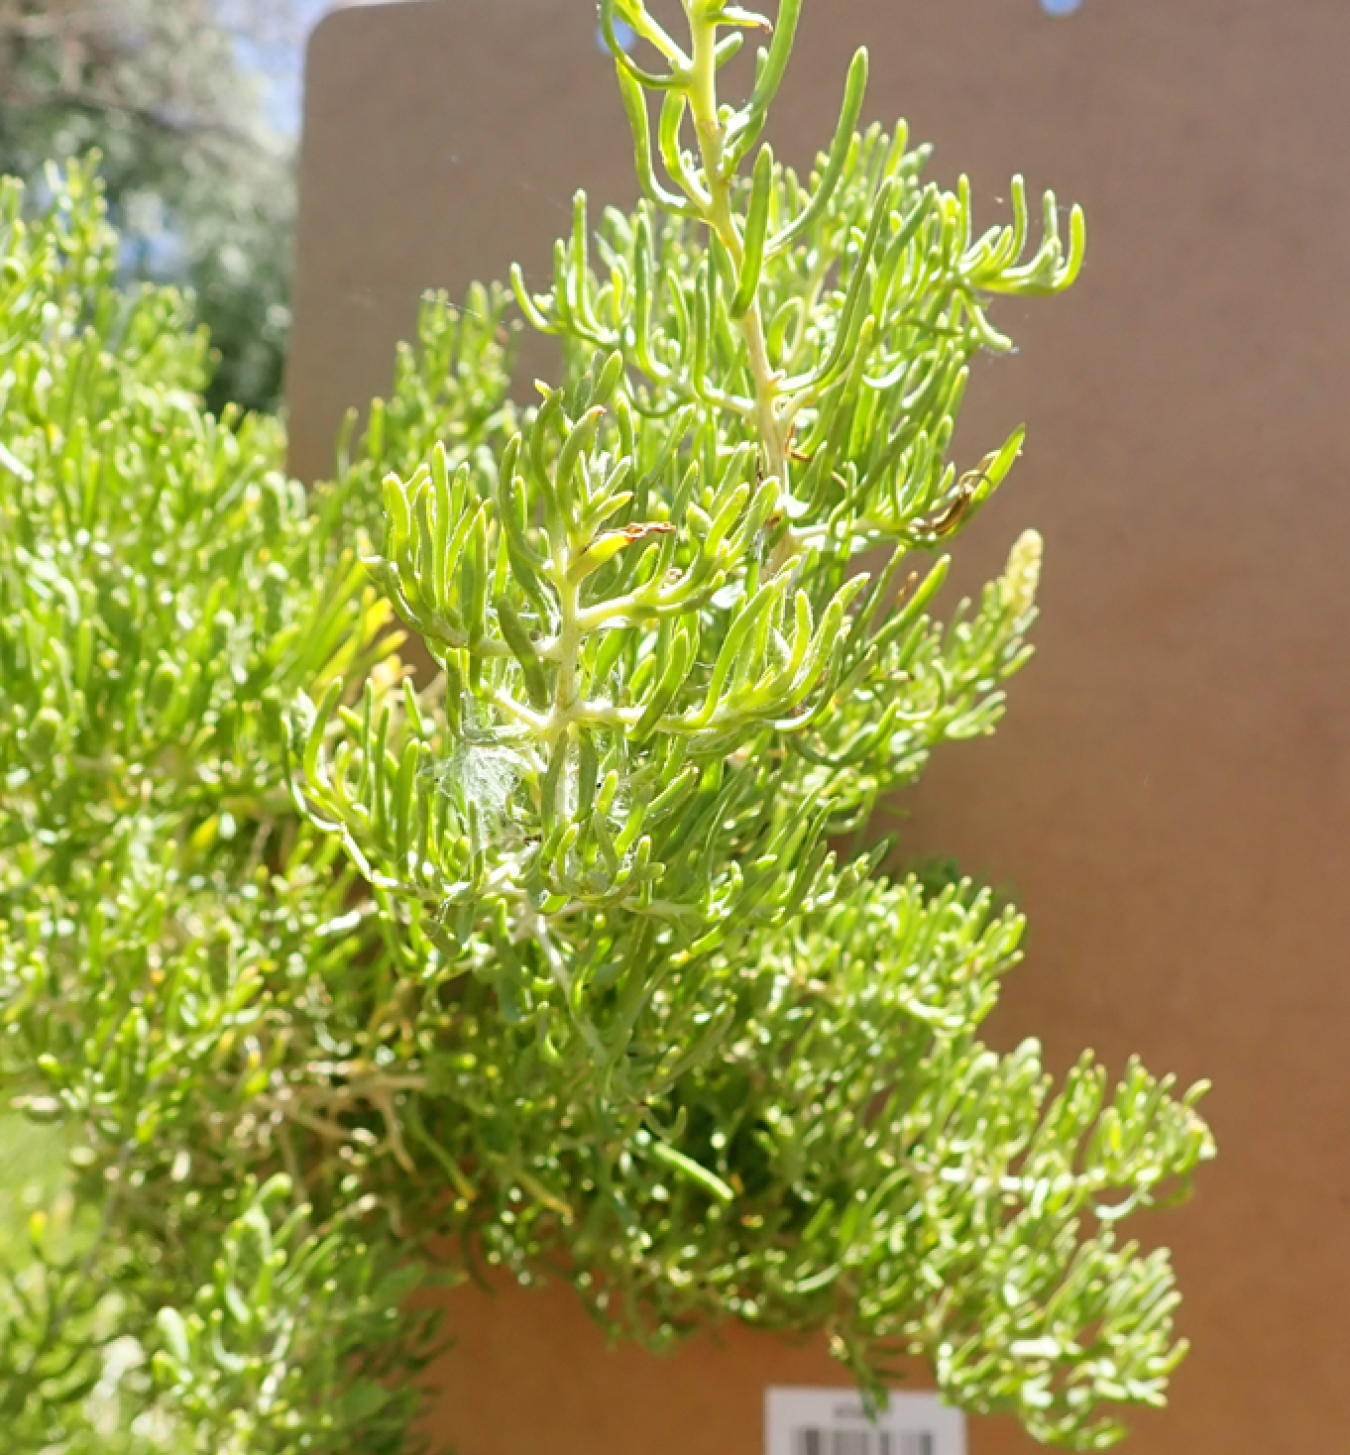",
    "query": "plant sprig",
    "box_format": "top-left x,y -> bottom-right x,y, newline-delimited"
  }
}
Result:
0,8 -> 1210,1451
287,4 -> 1210,1448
